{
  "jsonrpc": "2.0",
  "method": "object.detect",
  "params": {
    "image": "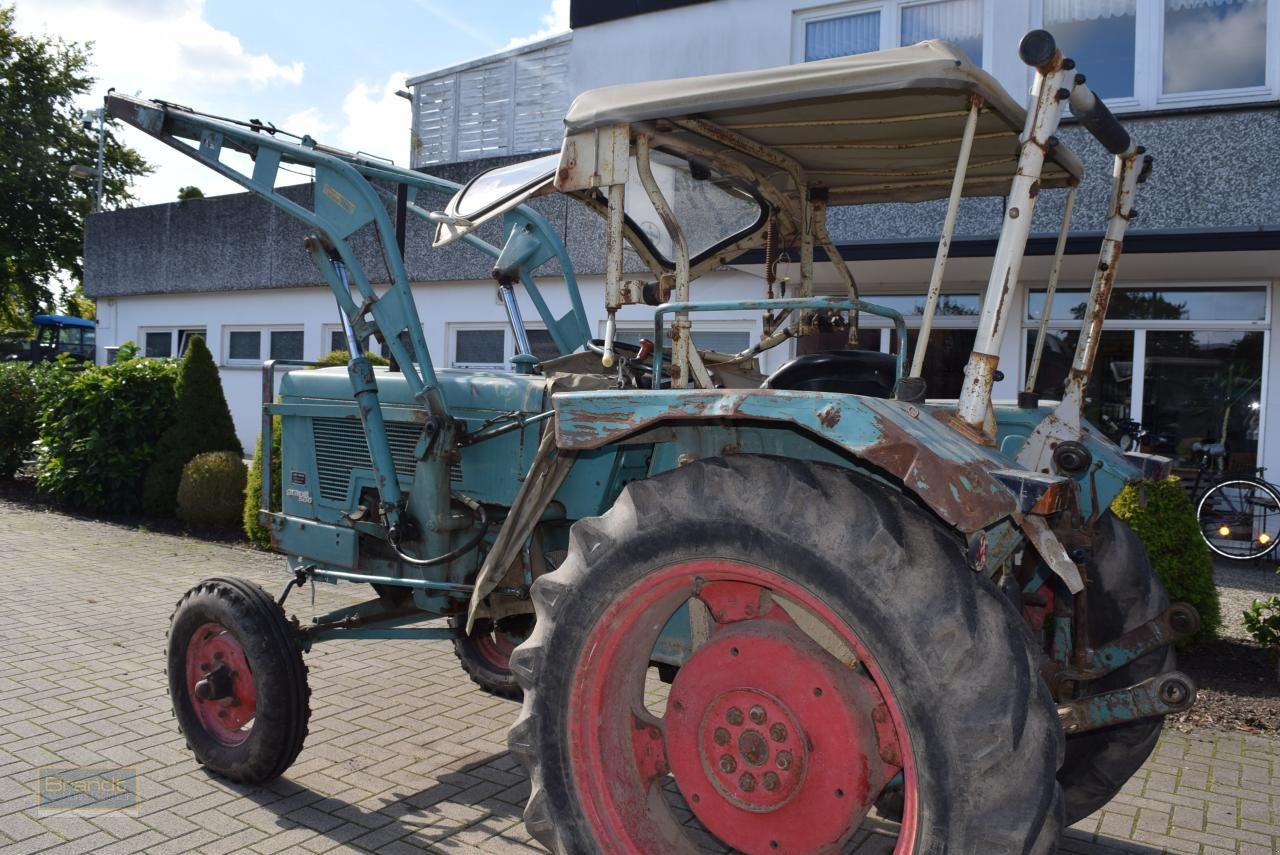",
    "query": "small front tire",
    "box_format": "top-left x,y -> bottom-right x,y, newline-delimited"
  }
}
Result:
167,576 -> 310,784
